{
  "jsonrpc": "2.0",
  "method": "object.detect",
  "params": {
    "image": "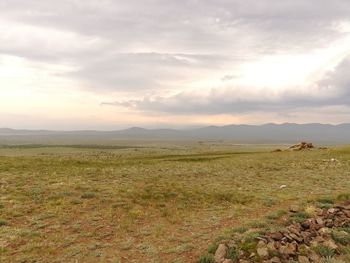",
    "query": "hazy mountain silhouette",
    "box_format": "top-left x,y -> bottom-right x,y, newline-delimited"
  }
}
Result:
1,123 -> 350,144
